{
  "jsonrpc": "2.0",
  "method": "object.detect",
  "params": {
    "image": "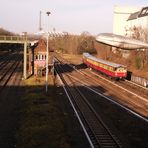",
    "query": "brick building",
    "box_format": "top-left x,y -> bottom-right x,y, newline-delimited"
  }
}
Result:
29,39 -> 53,76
